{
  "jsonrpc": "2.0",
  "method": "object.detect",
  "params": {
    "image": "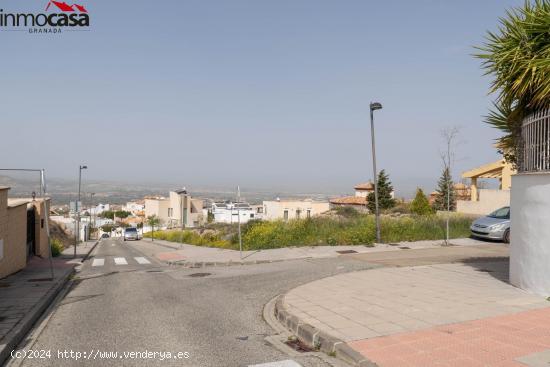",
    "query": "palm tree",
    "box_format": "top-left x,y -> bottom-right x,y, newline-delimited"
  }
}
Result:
475,0 -> 550,165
